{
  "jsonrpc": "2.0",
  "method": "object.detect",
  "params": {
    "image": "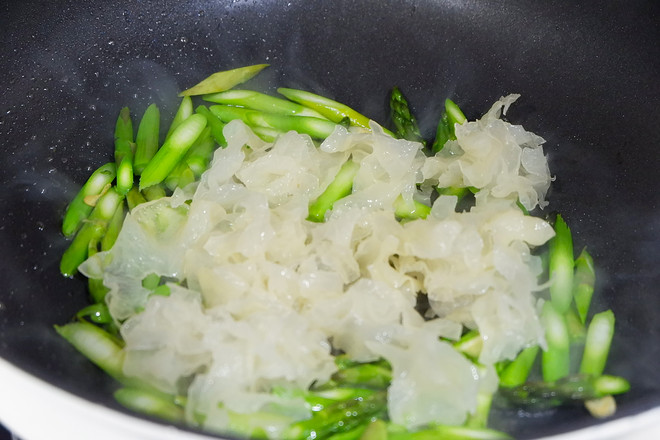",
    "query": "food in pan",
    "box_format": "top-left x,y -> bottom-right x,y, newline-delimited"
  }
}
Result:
57,65 -> 629,439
